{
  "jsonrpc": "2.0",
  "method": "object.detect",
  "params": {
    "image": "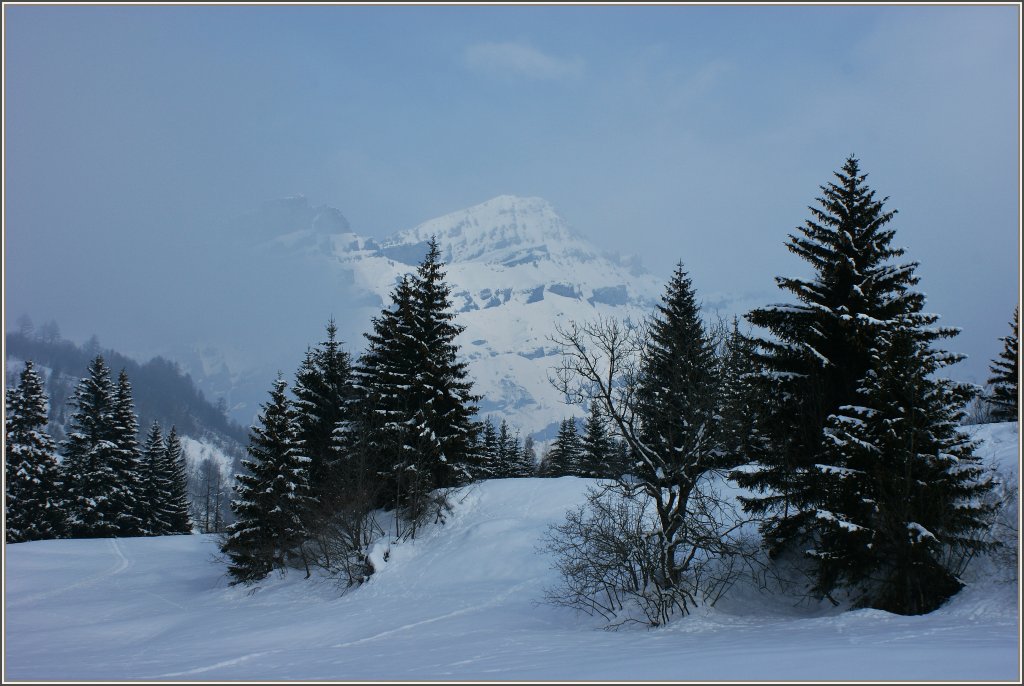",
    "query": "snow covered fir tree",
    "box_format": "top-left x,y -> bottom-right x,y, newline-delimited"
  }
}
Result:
161,427 -> 194,534
222,376 -> 314,584
5,360 -> 64,542
140,422 -> 171,534
541,417 -> 584,477
580,402 -> 615,478
634,262 -> 722,479
3,347 -> 205,543
987,306 -> 1019,421
475,417 -> 531,479
627,262 -> 733,611
403,237 -> 481,489
812,321 -> 995,614
110,369 -> 145,536
351,239 -> 480,522
732,156 -> 997,610
137,422 -> 192,536
61,356 -> 142,538
220,238 -> 485,582
292,319 -> 355,526
738,156 -> 933,548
